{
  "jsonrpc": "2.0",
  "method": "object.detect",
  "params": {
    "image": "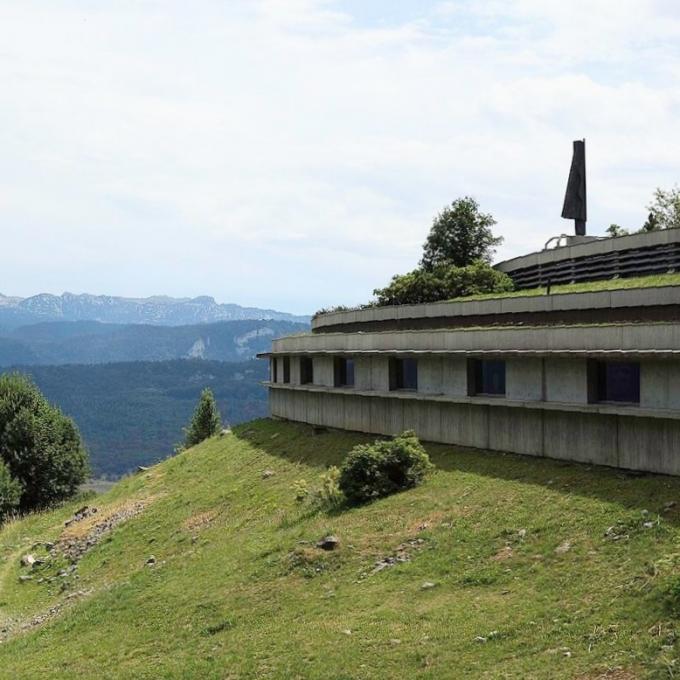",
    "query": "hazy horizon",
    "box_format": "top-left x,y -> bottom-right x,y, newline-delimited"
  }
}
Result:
3,1 -> 680,314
